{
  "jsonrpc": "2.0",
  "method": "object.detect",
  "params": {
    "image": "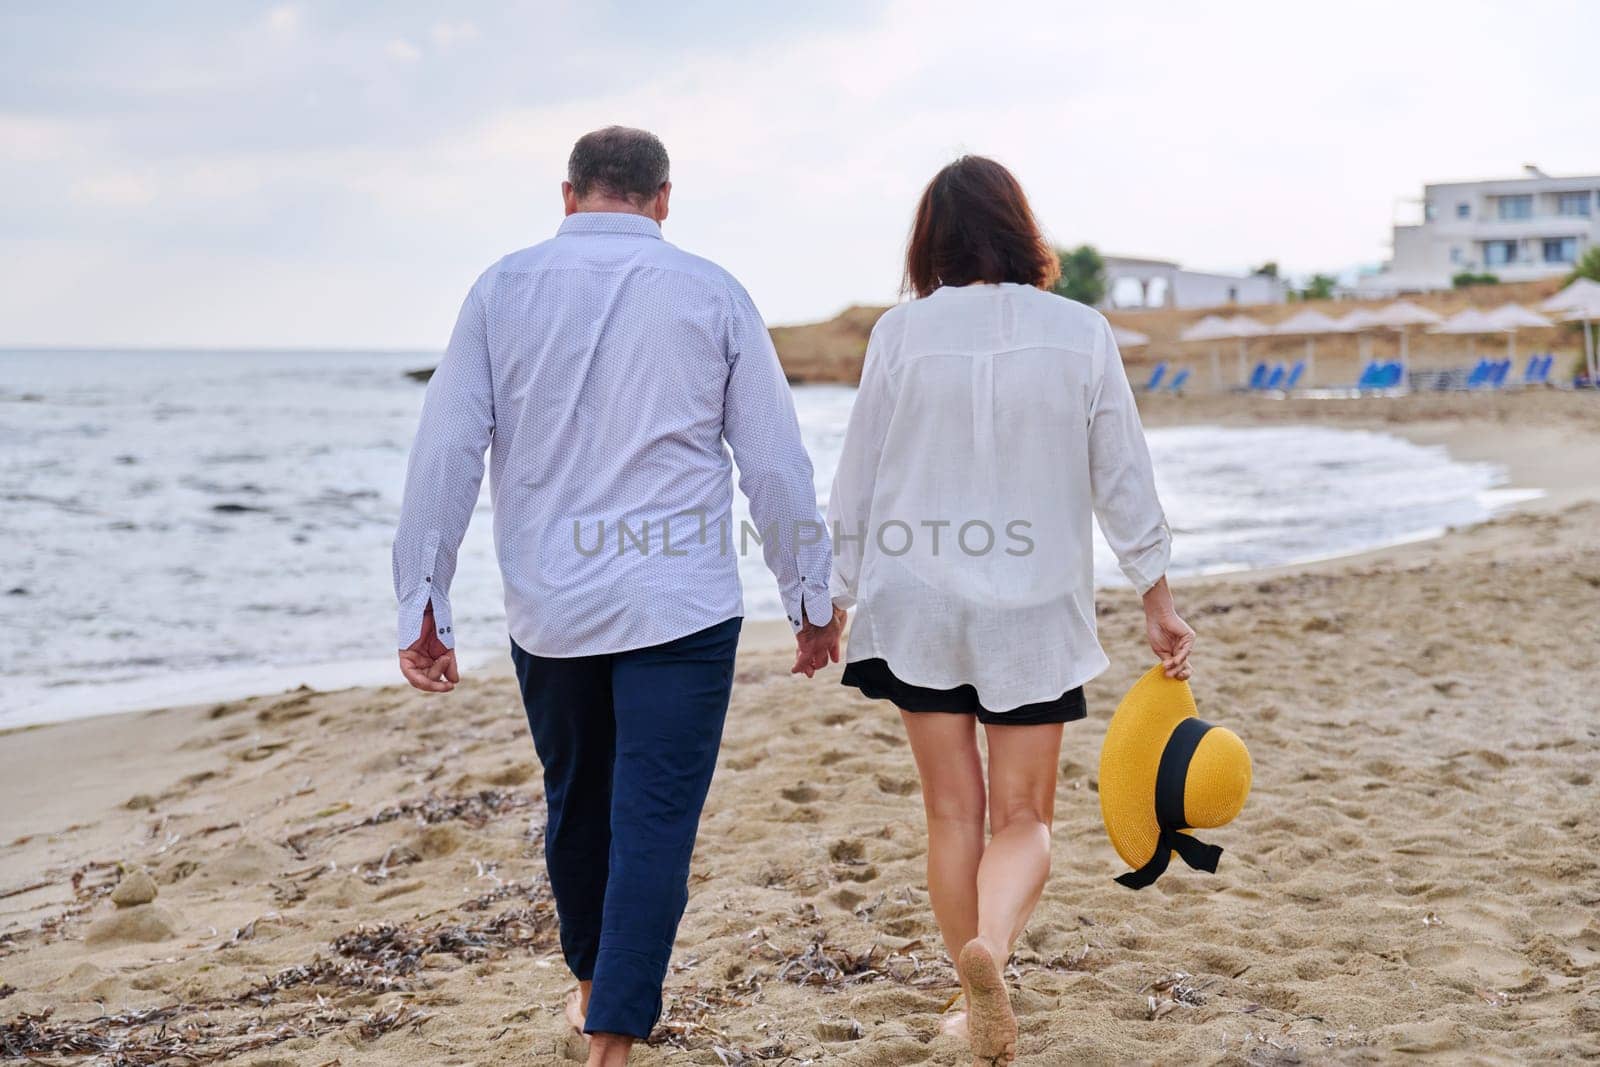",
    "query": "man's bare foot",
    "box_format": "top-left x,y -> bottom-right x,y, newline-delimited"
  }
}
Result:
958,938 -> 1017,1067
565,985 -> 589,1035
940,1009 -> 970,1040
